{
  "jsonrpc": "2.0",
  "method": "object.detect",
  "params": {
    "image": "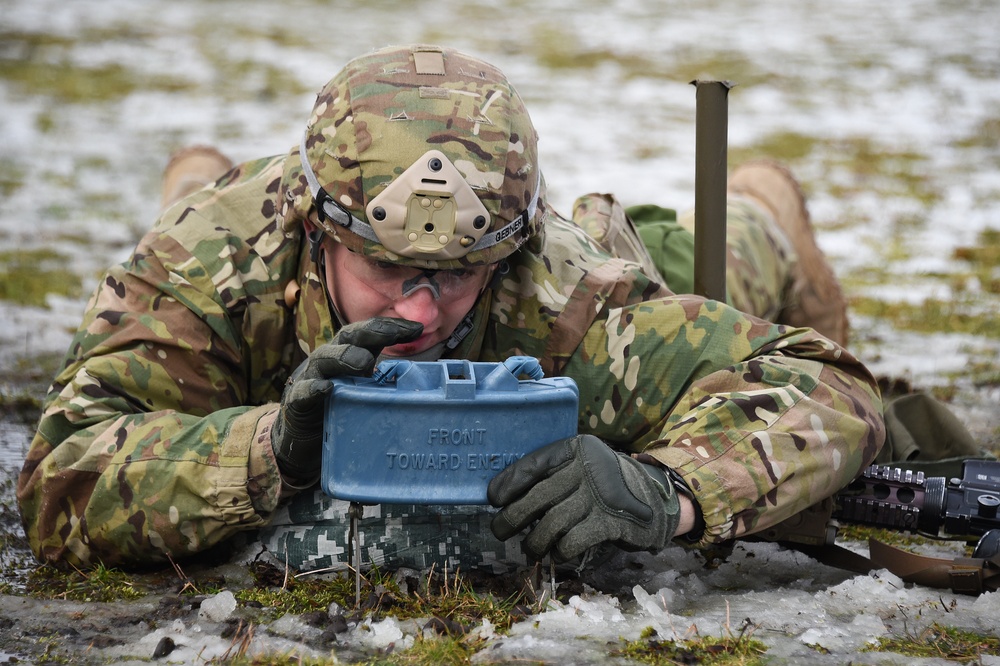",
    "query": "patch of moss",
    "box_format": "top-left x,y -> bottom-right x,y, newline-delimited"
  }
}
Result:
612,624 -> 768,665
74,154 -> 113,172
2,59 -> 127,103
865,623 -> 1000,661
932,339 -> 1000,392
35,633 -> 76,665
666,48 -> 781,89
26,562 -> 146,602
930,384 -> 961,403
0,159 -> 24,198
733,134 -> 939,211
730,131 -> 822,164
15,350 -> 66,383
826,137 -> 940,206
527,24 -> 656,76
372,634 -> 480,666
953,116 -> 1000,150
188,22 -> 311,104
816,206 -> 875,234
0,386 -> 43,424
0,29 -> 190,103
236,573 -> 352,619
0,248 -> 83,308
238,562 -> 524,634
834,524 -> 939,549
227,24 -> 317,50
225,654 -> 334,666
205,58 -> 311,105
954,227 -> 1000,294
0,30 -> 76,53
941,51 -> 1000,80
850,296 -> 1000,339
35,109 -> 56,133
841,264 -> 896,294
858,227 -> 915,264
